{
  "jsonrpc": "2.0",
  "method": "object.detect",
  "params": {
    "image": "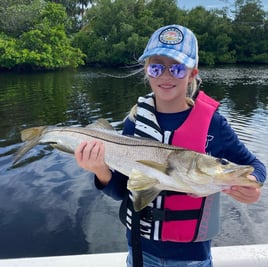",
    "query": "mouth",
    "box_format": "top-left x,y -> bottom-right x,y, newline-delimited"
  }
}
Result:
159,84 -> 176,90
